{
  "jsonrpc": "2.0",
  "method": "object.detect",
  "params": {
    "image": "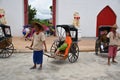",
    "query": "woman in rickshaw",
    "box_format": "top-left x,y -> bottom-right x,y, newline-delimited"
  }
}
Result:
53,31 -> 72,59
